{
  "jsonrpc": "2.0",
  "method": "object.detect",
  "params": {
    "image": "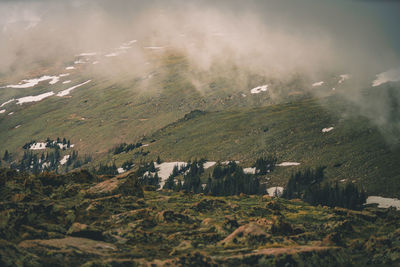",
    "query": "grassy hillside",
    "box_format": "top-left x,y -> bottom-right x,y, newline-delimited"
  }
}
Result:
135,97 -> 400,197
